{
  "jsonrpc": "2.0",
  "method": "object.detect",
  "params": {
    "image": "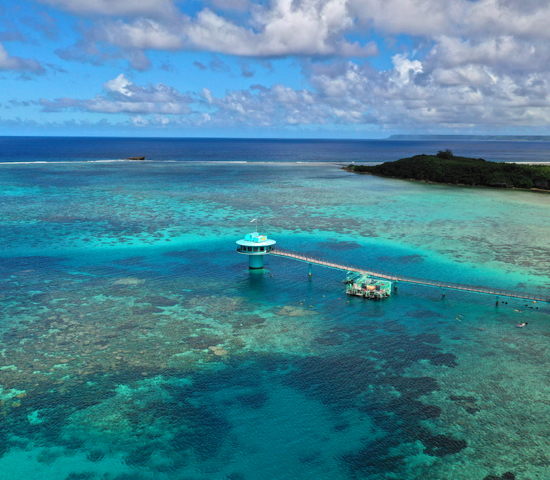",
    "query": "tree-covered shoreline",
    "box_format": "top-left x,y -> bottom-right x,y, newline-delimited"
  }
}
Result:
346,151 -> 550,191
